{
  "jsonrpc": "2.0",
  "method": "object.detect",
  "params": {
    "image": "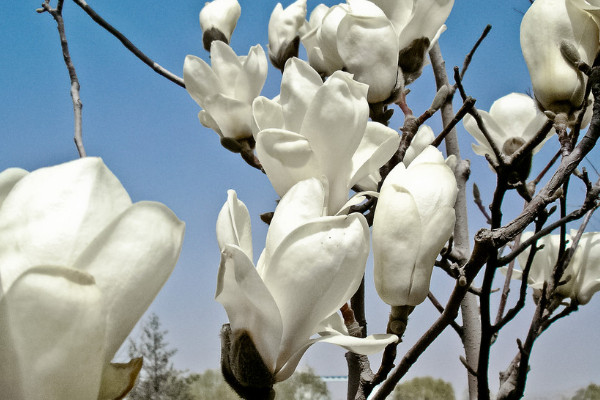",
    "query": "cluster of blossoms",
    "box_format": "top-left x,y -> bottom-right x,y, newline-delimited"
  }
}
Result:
183,0 -> 466,396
